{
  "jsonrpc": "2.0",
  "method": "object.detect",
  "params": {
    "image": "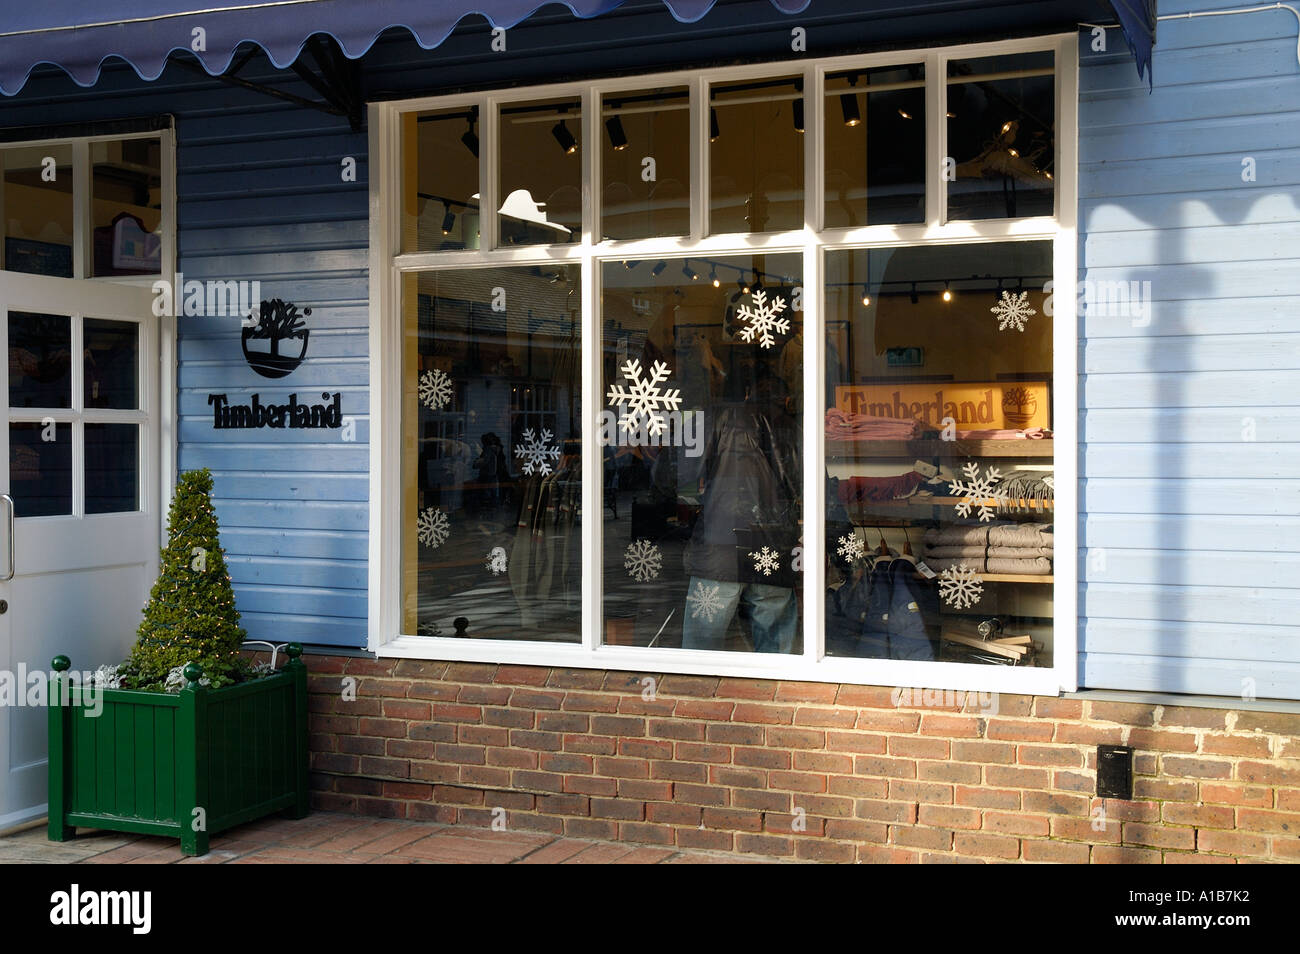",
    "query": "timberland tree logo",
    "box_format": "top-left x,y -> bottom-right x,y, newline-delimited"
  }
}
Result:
243,298 -> 311,379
